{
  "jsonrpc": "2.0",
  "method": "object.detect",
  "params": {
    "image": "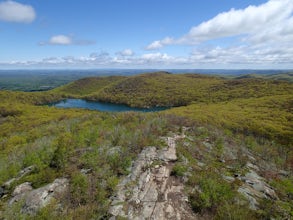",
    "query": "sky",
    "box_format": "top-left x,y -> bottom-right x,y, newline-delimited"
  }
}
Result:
0,0 -> 292,69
